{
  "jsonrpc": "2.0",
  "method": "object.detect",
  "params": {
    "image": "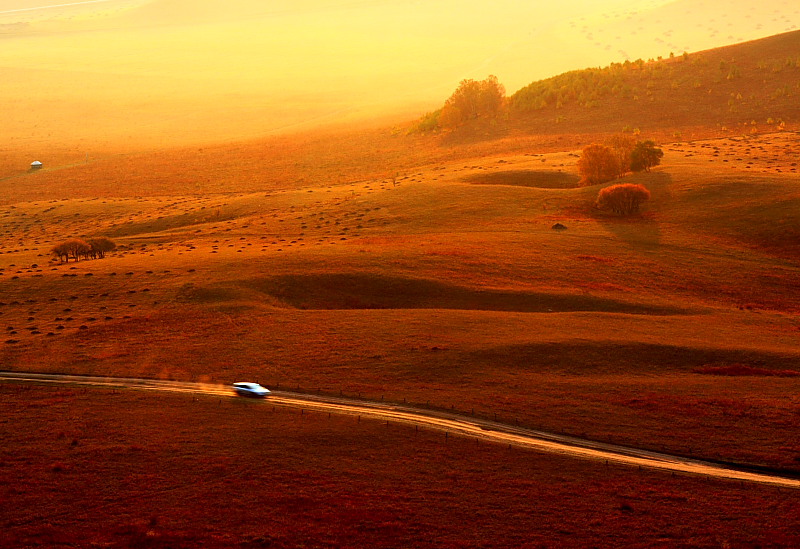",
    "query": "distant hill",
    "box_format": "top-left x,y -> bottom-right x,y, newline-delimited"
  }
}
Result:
415,30 -> 800,138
